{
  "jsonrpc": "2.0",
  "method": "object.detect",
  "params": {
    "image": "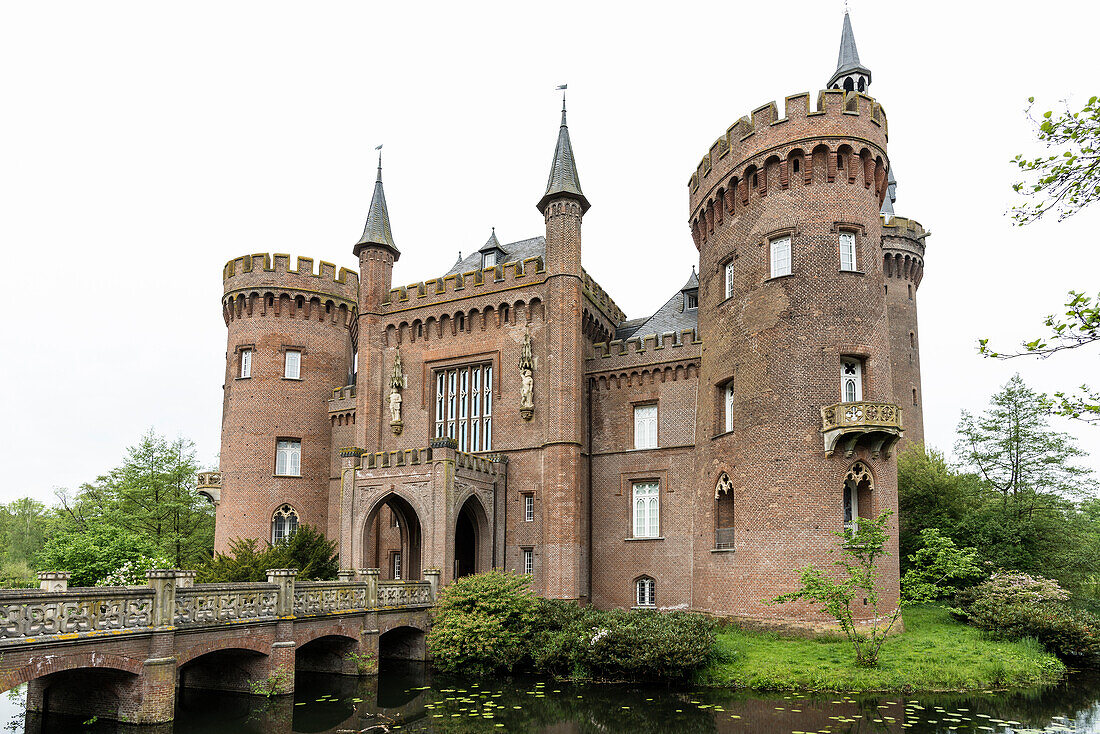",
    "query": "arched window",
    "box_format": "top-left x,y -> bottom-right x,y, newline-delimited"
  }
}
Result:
635,577 -> 655,607
841,358 -> 863,402
857,76 -> 866,92
272,504 -> 299,544
715,473 -> 735,549
843,76 -> 854,92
